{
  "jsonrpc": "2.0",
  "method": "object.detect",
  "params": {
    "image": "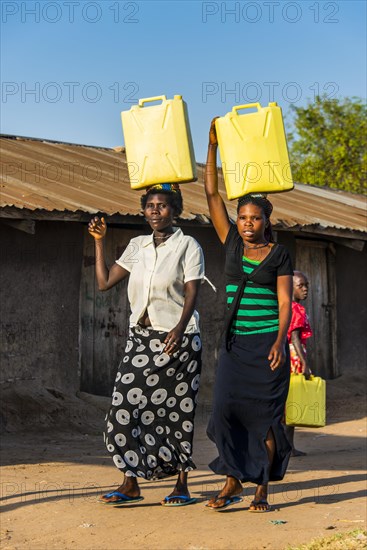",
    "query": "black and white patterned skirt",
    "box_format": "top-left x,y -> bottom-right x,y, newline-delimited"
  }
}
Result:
104,325 -> 202,480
